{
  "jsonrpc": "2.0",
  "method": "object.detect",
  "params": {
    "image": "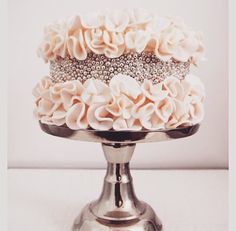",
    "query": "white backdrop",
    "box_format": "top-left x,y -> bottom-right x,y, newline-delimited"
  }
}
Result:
8,0 -> 228,169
